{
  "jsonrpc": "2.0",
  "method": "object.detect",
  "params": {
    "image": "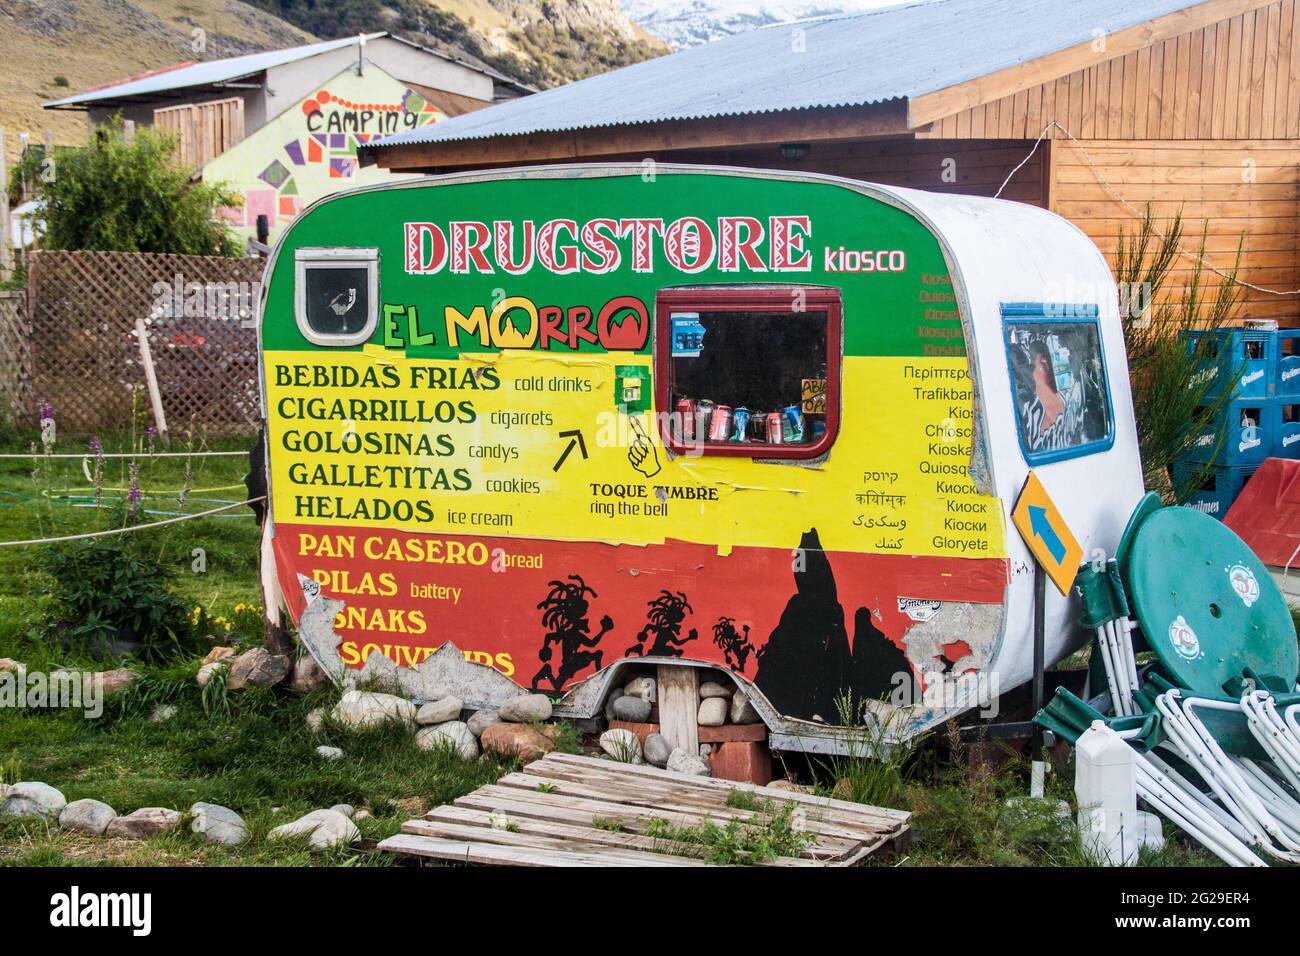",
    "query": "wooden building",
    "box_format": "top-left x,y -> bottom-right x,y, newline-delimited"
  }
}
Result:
362,0 -> 1300,323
